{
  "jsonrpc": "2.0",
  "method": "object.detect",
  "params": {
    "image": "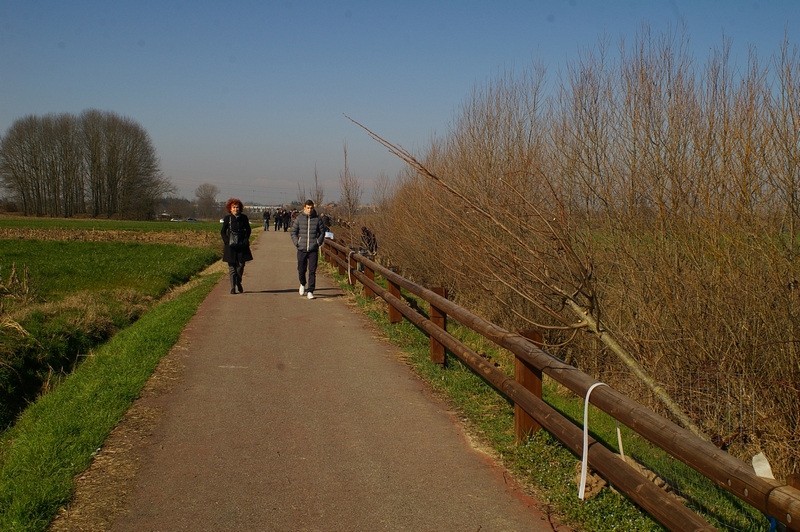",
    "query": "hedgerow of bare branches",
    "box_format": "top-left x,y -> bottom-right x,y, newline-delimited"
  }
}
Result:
366,25 -> 800,477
